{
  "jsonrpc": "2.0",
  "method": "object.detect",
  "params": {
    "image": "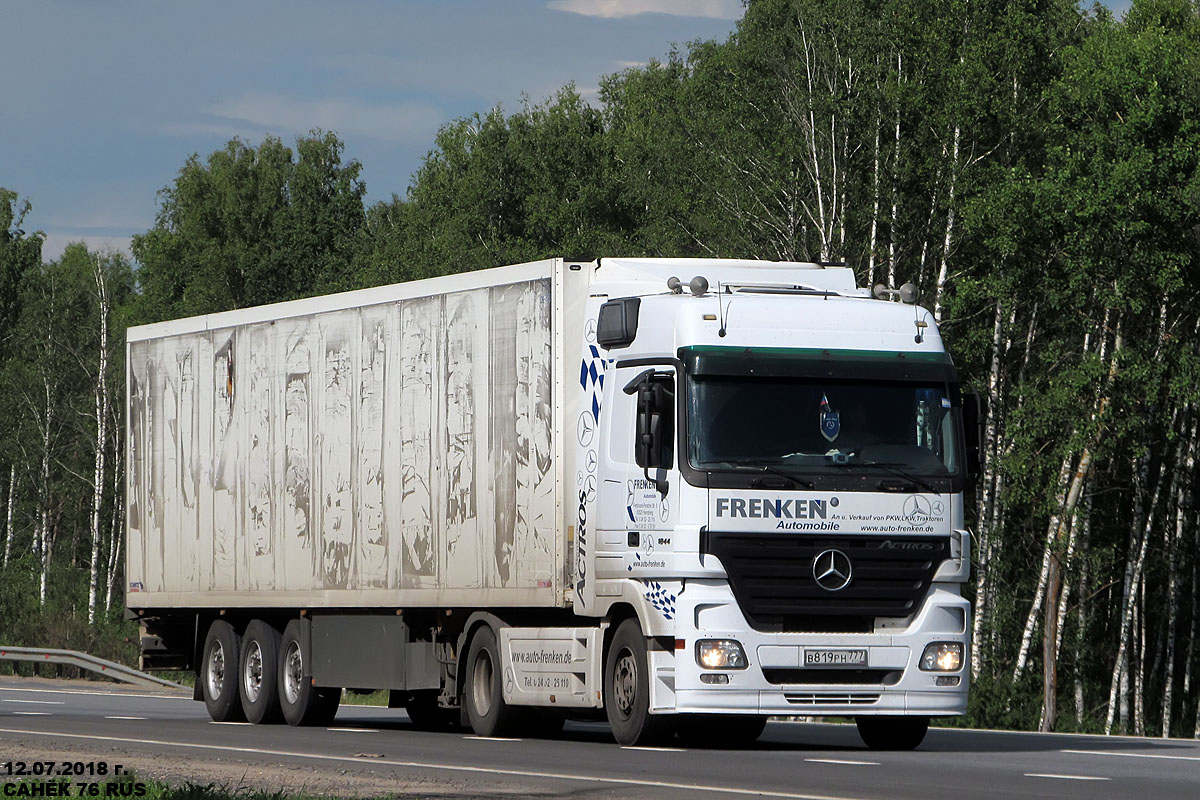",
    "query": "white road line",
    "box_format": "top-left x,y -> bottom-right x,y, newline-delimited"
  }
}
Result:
1063,748 -> 1200,763
1025,773 -> 1111,781
622,745 -> 684,752
462,735 -> 523,742
326,728 -> 378,733
207,721 -> 252,726
105,716 -> 148,721
0,727 -> 871,800
804,759 -> 880,766
0,686 -> 188,701
11,711 -> 51,716
2,699 -> 65,705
